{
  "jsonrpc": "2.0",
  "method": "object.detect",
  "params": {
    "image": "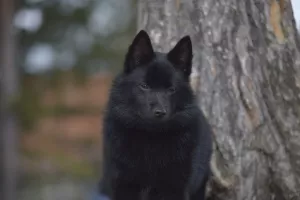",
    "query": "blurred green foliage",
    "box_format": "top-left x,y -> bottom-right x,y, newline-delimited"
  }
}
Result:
16,0 -> 137,130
